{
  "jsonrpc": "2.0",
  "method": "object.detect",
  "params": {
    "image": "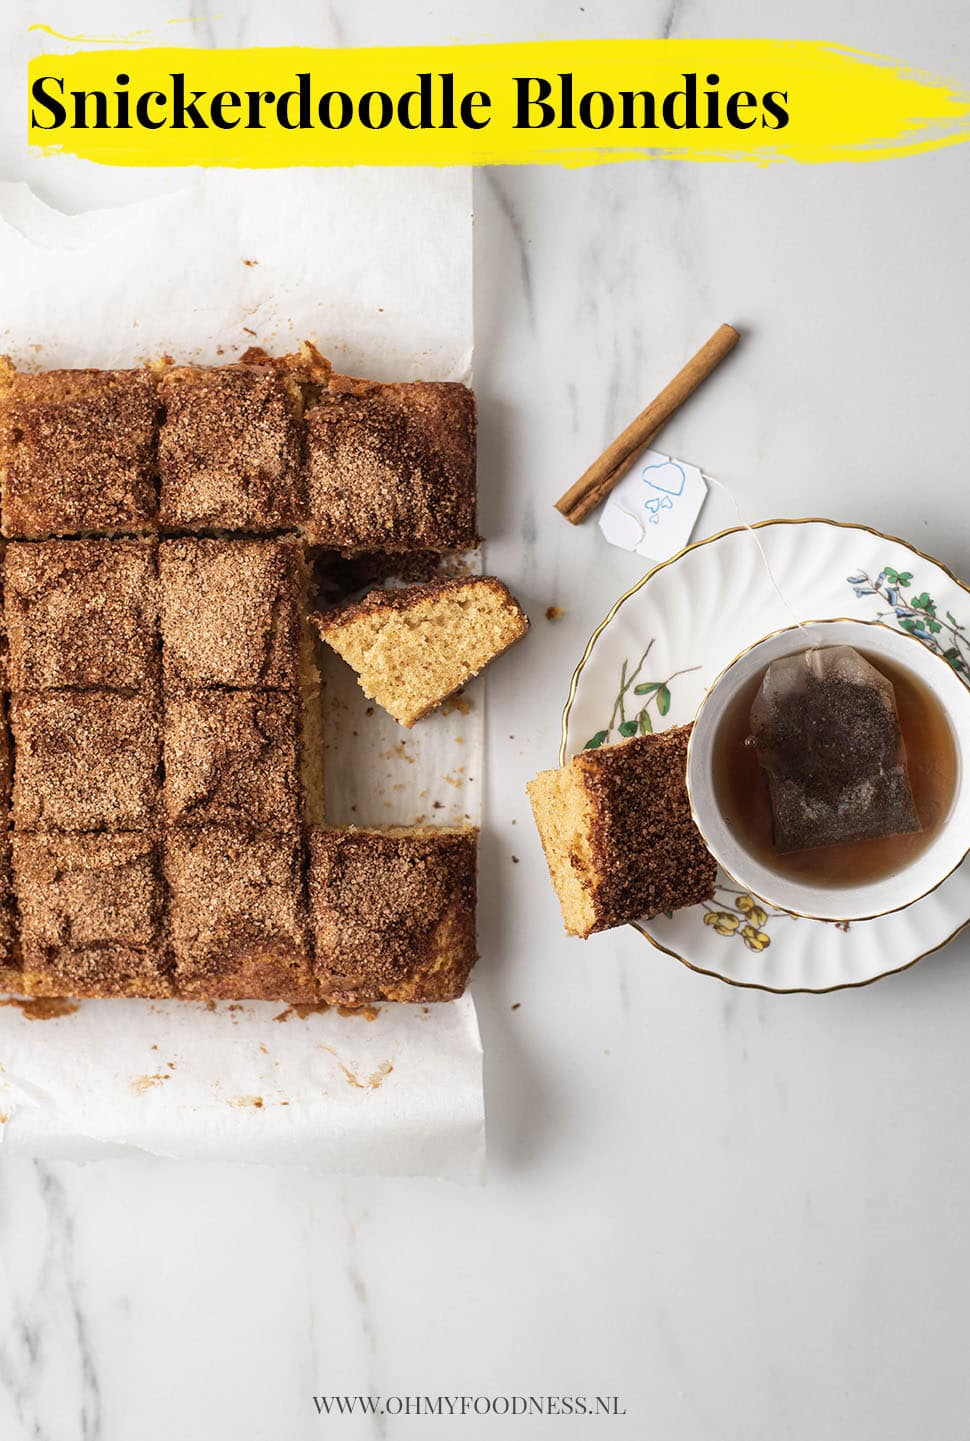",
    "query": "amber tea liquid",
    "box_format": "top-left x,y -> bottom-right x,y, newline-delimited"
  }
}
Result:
711,650 -> 960,888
